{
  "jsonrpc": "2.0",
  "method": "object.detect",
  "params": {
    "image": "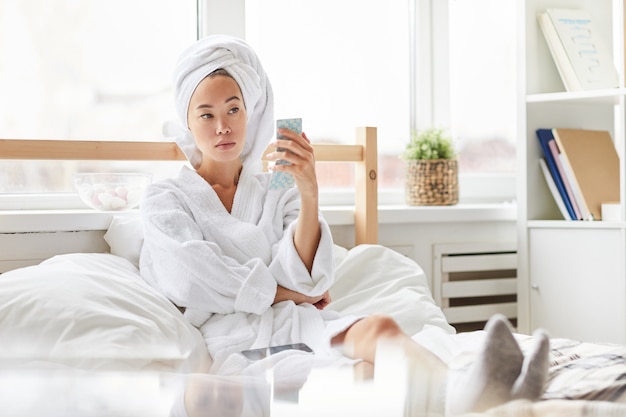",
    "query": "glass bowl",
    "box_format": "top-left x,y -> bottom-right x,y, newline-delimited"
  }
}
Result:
73,173 -> 152,211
